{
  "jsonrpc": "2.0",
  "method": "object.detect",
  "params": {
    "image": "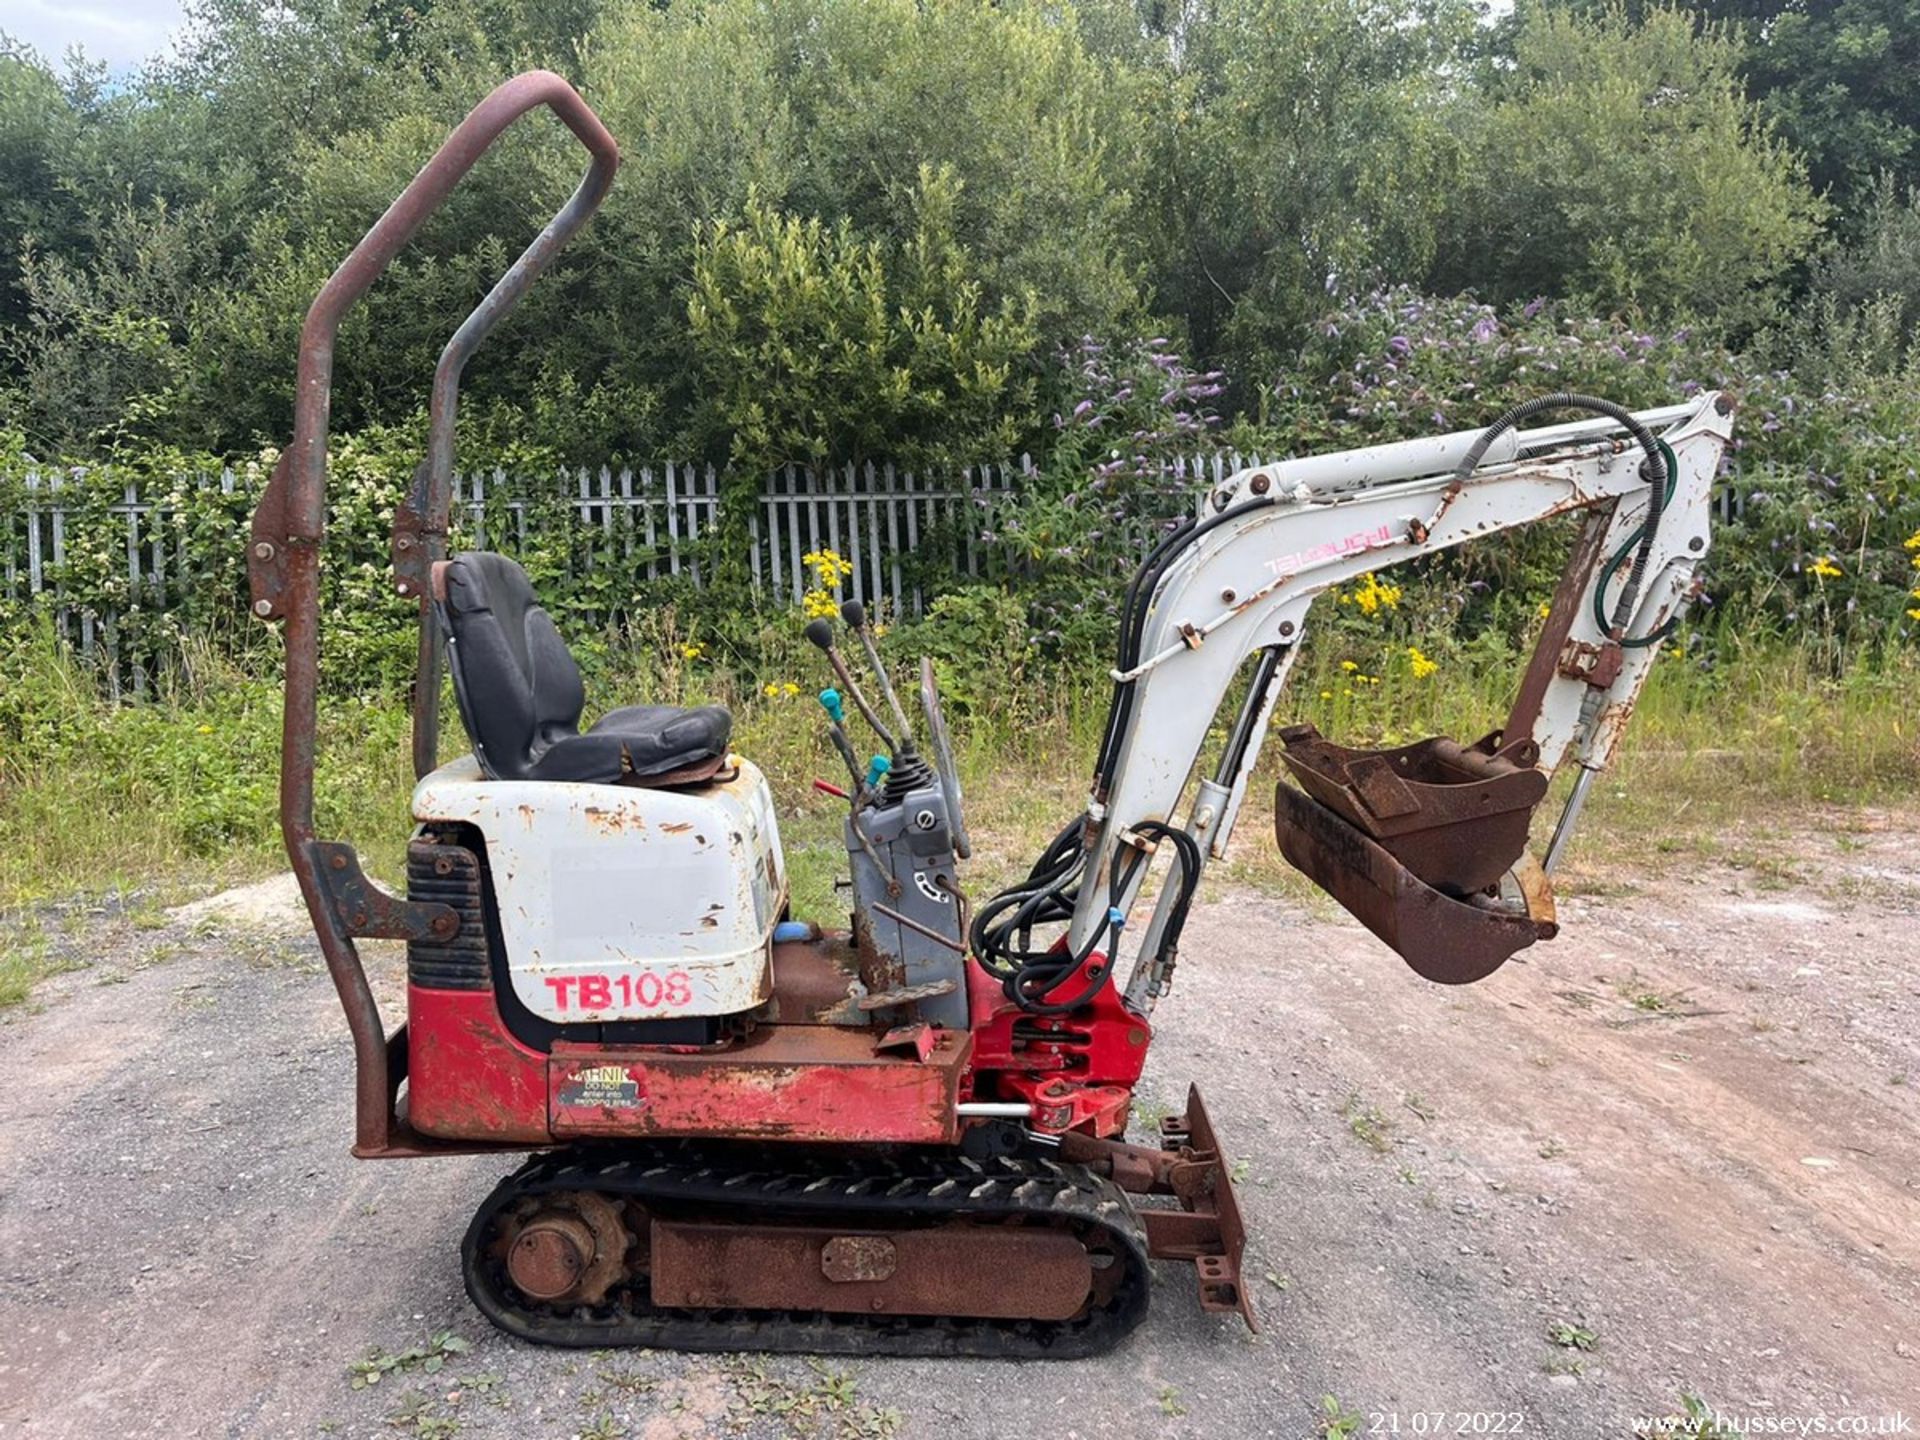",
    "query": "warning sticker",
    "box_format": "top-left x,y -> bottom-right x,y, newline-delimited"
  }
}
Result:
559,1064 -> 645,1110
